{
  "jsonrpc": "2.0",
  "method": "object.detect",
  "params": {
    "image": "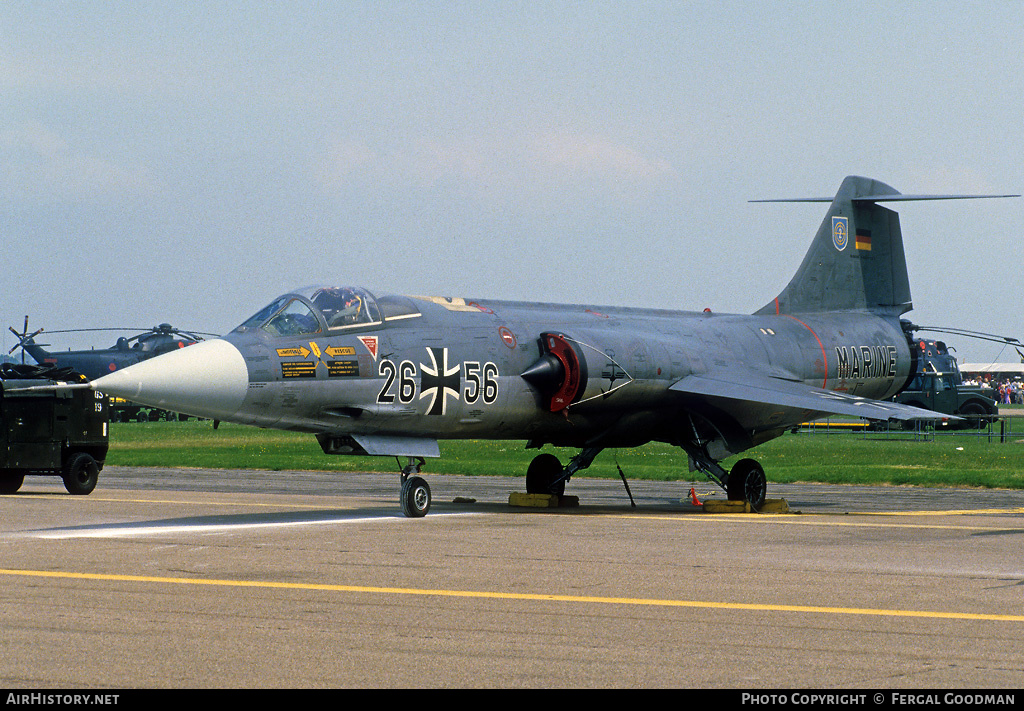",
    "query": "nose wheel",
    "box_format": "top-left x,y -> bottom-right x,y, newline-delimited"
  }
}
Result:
399,457 -> 431,517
